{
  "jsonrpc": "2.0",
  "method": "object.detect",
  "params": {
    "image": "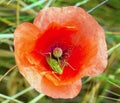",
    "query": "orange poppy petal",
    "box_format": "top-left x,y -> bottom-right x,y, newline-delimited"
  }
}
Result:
40,77 -> 82,99
19,66 -> 82,99
14,22 -> 44,71
33,6 -> 85,31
